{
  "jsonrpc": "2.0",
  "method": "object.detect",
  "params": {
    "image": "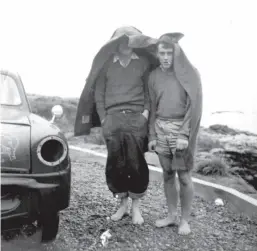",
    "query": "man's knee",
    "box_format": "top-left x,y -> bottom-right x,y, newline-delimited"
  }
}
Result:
163,169 -> 176,183
163,168 -> 176,183
158,154 -> 175,182
177,171 -> 192,187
